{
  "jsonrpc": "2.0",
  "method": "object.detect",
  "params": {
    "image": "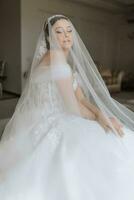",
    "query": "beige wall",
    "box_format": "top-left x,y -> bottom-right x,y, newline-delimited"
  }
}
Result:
21,0 -> 123,88
0,0 -> 21,94
116,22 -> 134,72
